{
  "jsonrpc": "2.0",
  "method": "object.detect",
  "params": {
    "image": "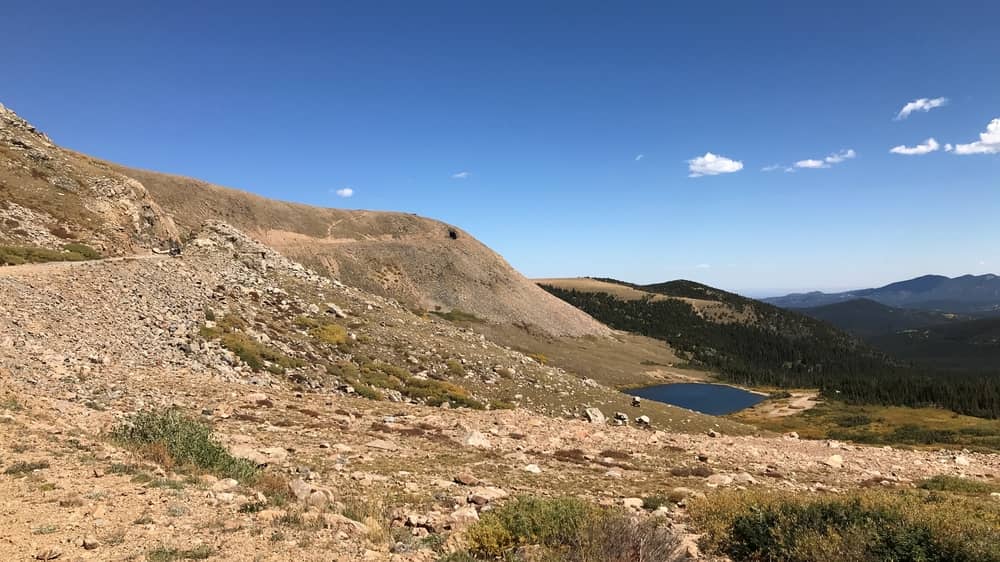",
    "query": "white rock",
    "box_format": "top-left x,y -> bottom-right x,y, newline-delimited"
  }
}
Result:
622,497 -> 644,510
462,430 -> 491,449
583,407 -> 606,424
705,474 -> 734,487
